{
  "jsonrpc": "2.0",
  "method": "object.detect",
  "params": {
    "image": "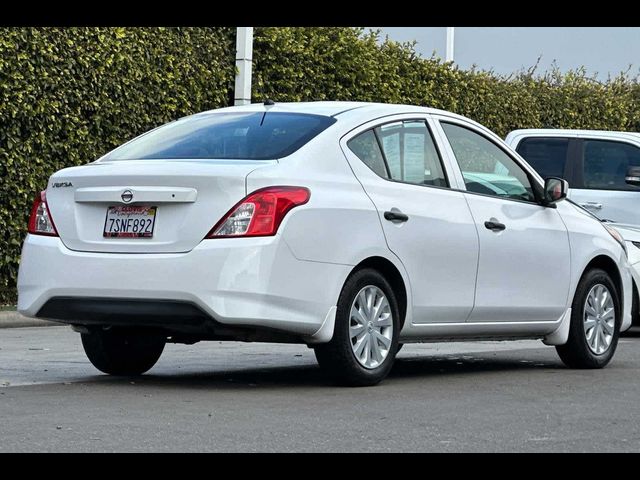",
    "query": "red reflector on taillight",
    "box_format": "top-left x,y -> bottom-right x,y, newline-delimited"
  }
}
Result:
28,190 -> 59,237
206,186 -> 310,238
